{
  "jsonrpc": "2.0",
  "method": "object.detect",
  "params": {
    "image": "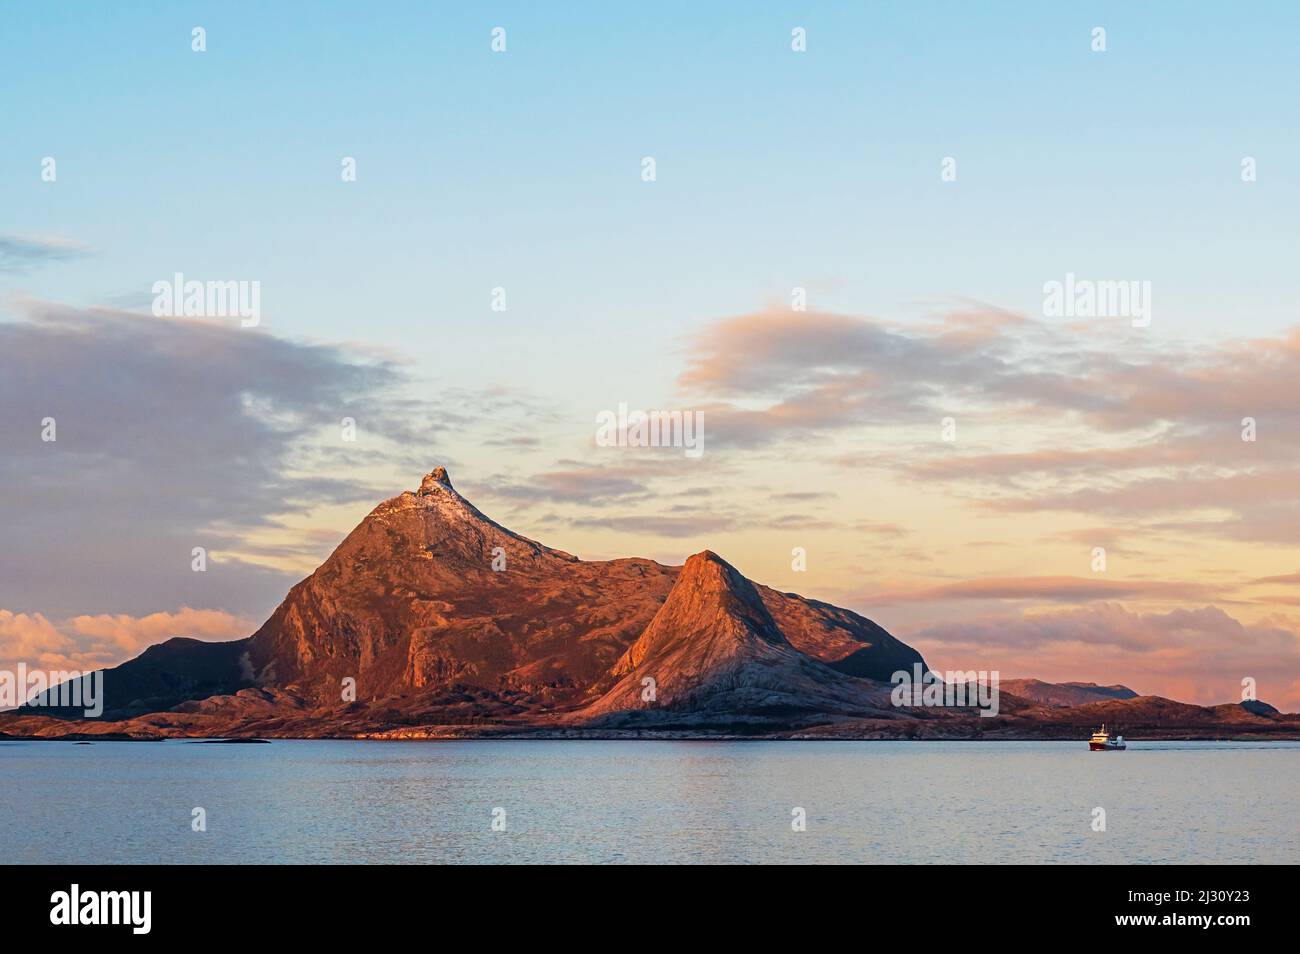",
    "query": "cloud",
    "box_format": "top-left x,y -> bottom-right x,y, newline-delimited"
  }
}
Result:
1046,526 -> 1150,557
484,434 -> 543,450
680,305 -> 1025,399
861,576 -> 1218,607
0,300 -> 446,618
0,610 -> 70,666
482,457 -> 691,507
1251,572 -> 1300,585
907,602 -> 1300,711
0,235 -> 90,273
0,606 -> 252,675
568,514 -> 736,538
903,442 -> 1215,482
675,305 -> 1300,543
488,469 -> 650,505
675,305 -> 1077,447
681,307 -> 1299,450
852,520 -> 910,539
765,514 -> 837,530
979,472 -> 1300,548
